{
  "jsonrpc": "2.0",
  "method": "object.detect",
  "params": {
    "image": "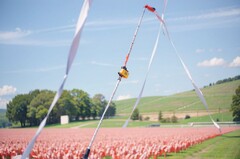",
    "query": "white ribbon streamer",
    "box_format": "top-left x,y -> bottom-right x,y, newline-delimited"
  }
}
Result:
21,1 -> 92,158
153,10 -> 221,132
123,1 -> 168,128
123,24 -> 162,128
